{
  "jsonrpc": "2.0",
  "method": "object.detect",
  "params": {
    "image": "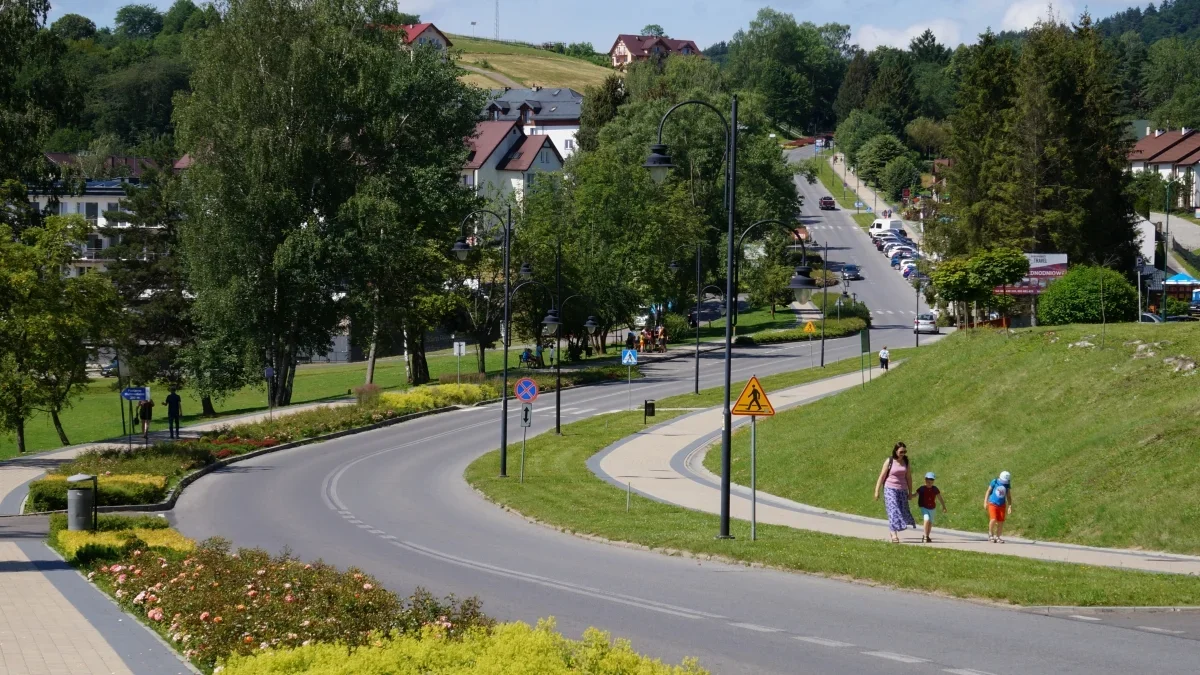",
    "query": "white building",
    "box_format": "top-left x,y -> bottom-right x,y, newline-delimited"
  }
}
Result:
484,87 -> 582,158
1127,128 -> 1200,210
462,120 -> 564,201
